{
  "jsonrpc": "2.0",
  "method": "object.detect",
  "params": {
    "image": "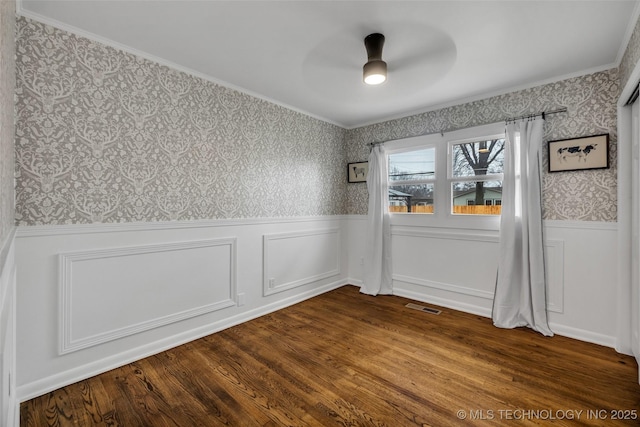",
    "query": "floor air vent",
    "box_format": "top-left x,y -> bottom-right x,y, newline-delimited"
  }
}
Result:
405,303 -> 441,315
